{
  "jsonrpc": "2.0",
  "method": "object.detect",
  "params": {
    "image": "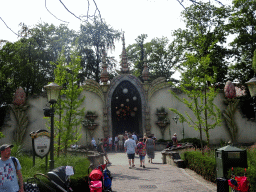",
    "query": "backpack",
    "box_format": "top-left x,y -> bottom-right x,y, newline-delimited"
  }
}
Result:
103,169 -> 112,190
11,156 -> 18,170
